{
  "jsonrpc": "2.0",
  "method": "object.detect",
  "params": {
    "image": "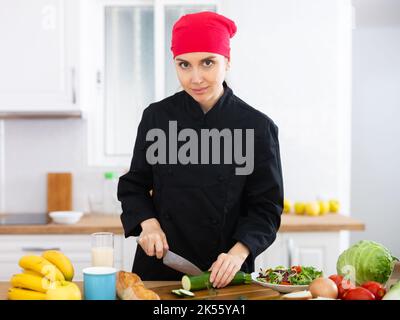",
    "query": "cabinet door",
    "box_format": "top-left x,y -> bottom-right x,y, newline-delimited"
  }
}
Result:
121,236 -> 137,272
254,234 -> 286,272
281,232 -> 341,276
255,232 -> 343,276
0,0 -> 78,112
